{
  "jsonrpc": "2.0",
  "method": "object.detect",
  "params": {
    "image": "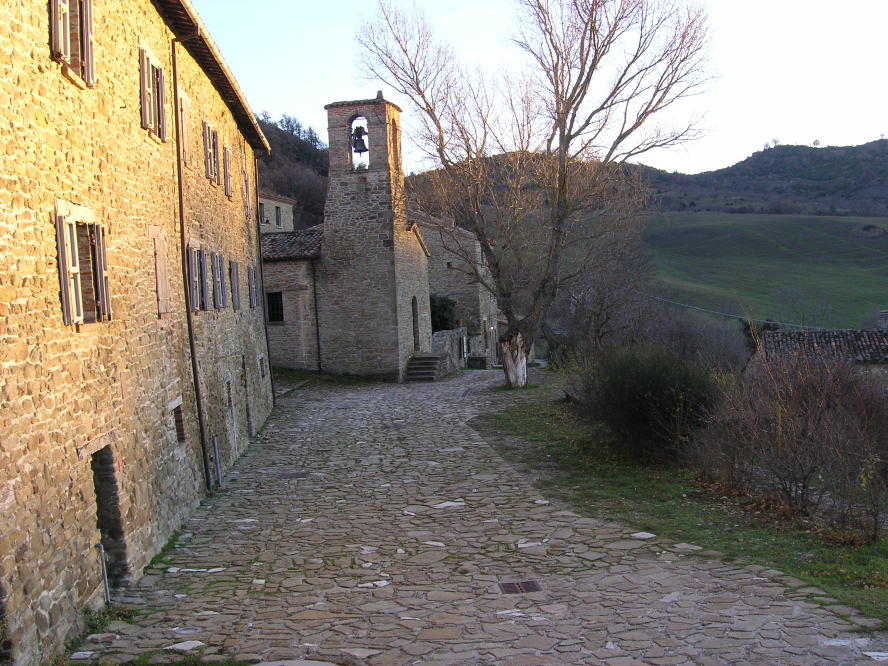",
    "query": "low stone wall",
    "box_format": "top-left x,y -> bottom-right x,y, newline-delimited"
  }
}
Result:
432,327 -> 468,375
